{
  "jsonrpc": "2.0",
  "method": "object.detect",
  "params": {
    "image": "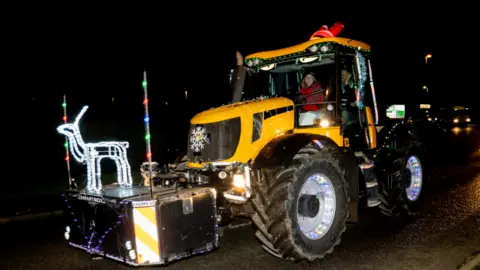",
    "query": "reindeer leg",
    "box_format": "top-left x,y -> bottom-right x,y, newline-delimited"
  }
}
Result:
118,147 -> 127,187
121,146 -> 133,187
87,155 -> 95,191
108,146 -> 120,186
114,157 -> 123,187
96,156 -> 103,192
112,145 -> 125,187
